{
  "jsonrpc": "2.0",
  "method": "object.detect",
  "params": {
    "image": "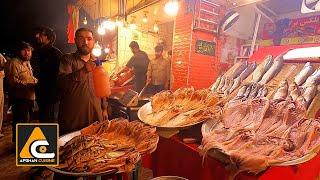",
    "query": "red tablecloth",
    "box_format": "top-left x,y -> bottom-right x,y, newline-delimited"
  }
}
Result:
142,136 -> 320,180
